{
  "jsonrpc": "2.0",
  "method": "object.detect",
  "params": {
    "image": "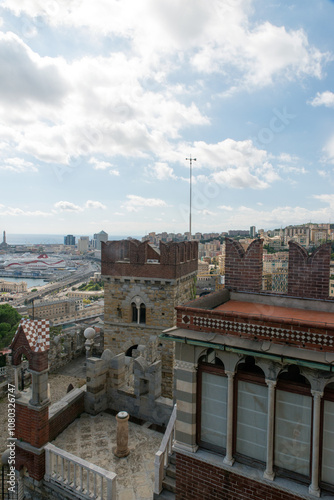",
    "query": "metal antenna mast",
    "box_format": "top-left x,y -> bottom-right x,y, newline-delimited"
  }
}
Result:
185,156 -> 196,239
